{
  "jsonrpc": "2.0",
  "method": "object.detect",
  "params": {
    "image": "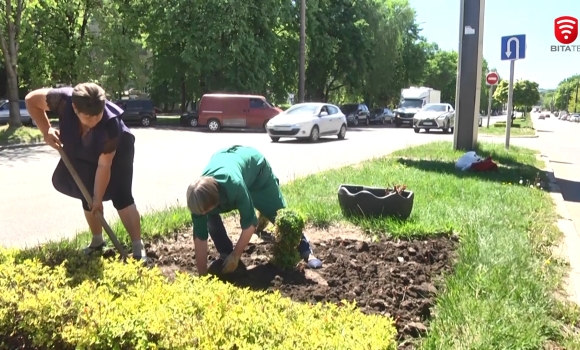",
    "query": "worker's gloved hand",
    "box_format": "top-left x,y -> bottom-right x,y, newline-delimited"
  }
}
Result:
221,252 -> 242,274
